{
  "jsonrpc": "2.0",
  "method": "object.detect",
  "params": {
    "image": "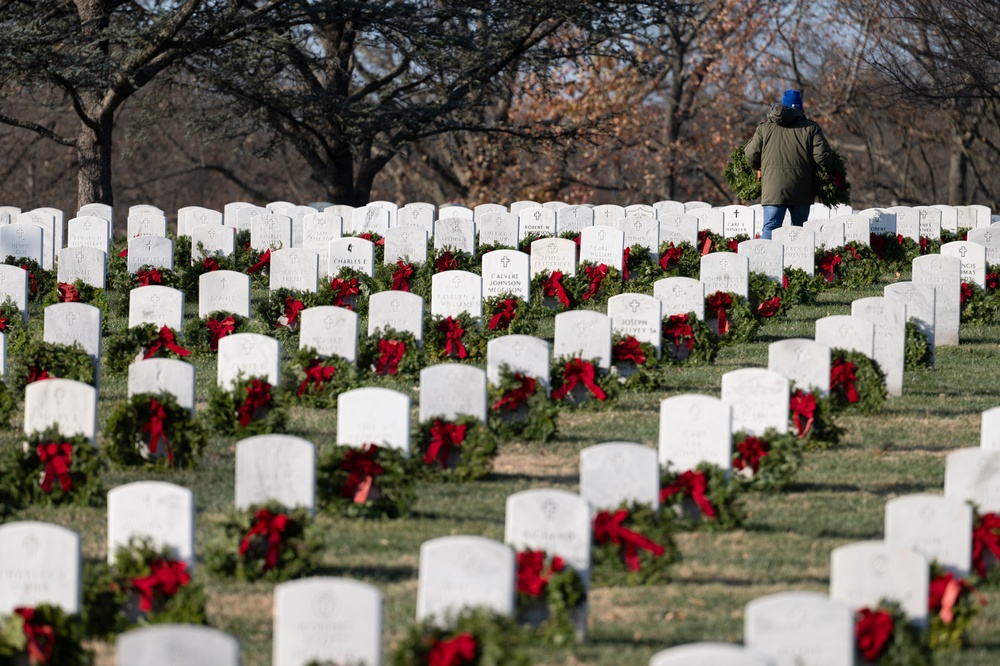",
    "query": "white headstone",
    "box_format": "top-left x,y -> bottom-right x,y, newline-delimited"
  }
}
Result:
620,215 -> 659,254
579,226 -> 625,268
721,368 -> 790,436
44,303 -> 102,374
966,227 -> 1000,265
190,224 -> 236,261
767,338 -> 831,396
803,218 -> 846,249
329,237 -> 375,278
117,625 -> 240,666
368,291 -> 424,343
654,277 -> 705,320
659,214 -> 699,248
177,206 -> 222,238
607,293 -> 662,354
885,494 -> 972,576
982,406 -> 1000,449
517,207 -> 556,240
302,212 -> 343,266
129,285 -> 185,331
128,358 -> 196,413
914,206 -> 943,239
107,481 -> 195,568
0,521 -> 81,614
592,205 -> 625,227
235,434 -> 315,512
419,364 -> 487,423
912,254 -> 960,346
482,250 -> 530,302
851,296 -> 905,396
580,442 -> 660,511
720,205 -> 754,238
126,209 -> 167,239
554,310 -> 613,369
269,248 -> 319,293
486,335 -> 550,394
416,536 -> 515,623
383,226 -> 428,265
859,208 -> 896,235
738,239 -> 783,283
67,215 -> 112,255
649,643 -> 772,666
556,205 -> 595,234
431,270 -> 483,320
0,222 -> 43,264
941,240 -> 987,289
127,235 -> 174,273
199,270 -> 251,318
24,378 -> 97,444
815,314 -> 876,358
890,206 -> 921,243
399,203 -> 436,237
0,265 -> 28,322
434,217 -> 477,255
771,227 -> 815,277
836,215 -> 871,246
692,208 -> 725,235
57,246 -> 106,289
477,212 -> 518,248
337,387 -> 411,455
530,237 -> 577,278
19,210 -> 57,269
299,306 -> 358,363
744,592 -> 855,666
351,206 -> 390,235
944,448 -> 1000,514
885,281 -> 936,366
505,489 -> 592,586
829,540 -> 928,624
659,394 -> 732,472
217,333 -> 281,388
700,252 -> 749,299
